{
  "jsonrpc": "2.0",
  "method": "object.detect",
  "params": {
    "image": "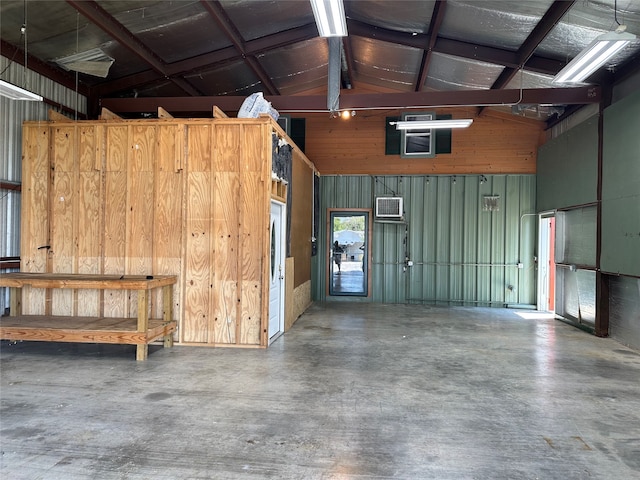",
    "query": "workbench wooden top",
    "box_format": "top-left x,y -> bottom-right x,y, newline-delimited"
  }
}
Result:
0,273 -> 177,290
